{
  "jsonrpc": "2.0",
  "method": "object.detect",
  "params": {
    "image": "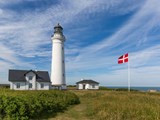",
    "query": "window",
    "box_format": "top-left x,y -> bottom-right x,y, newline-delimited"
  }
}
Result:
29,76 -> 33,80
29,83 -> 32,88
16,83 -> 20,88
92,85 -> 95,88
41,83 -> 44,88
